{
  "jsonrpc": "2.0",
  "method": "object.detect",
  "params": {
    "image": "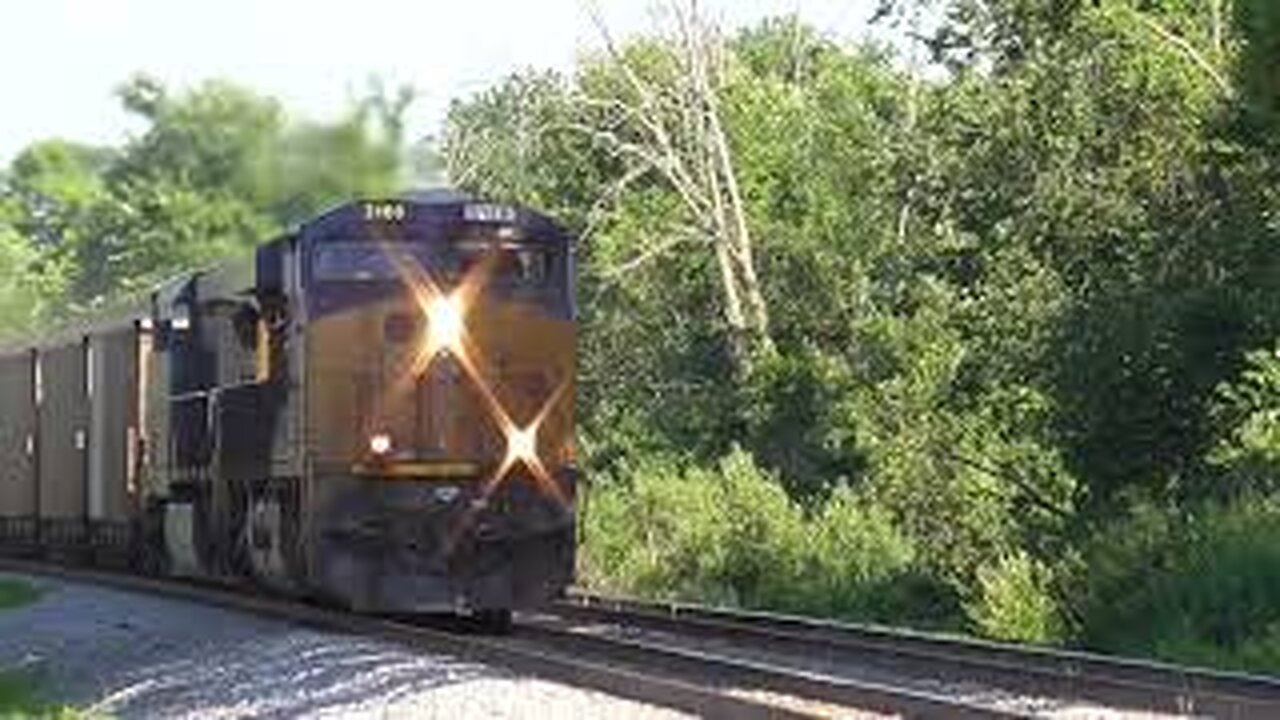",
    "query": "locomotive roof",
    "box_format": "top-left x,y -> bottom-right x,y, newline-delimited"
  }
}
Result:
0,191 -> 572,356
295,192 -> 575,245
